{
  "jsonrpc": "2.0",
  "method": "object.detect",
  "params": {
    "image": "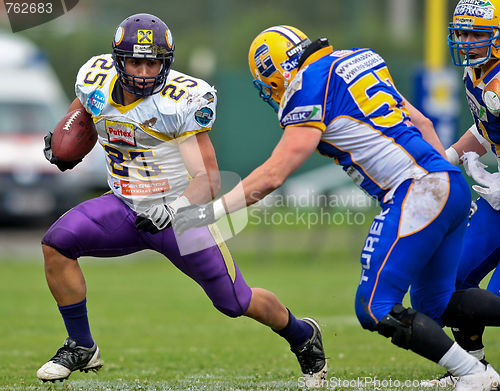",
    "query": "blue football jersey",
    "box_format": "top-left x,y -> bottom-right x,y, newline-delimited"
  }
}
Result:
278,47 -> 459,202
464,61 -> 500,156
